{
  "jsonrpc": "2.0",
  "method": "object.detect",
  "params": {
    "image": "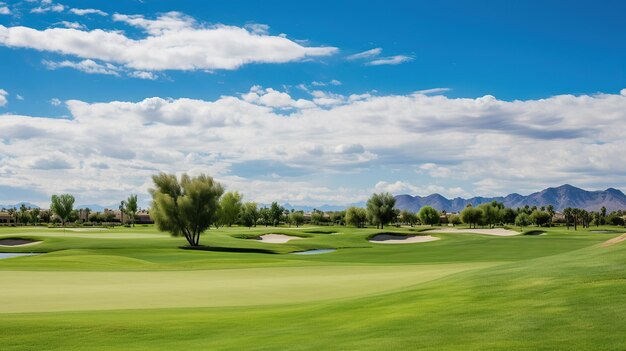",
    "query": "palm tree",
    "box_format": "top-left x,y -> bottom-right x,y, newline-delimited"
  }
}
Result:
119,201 -> 126,225
7,207 -> 16,226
